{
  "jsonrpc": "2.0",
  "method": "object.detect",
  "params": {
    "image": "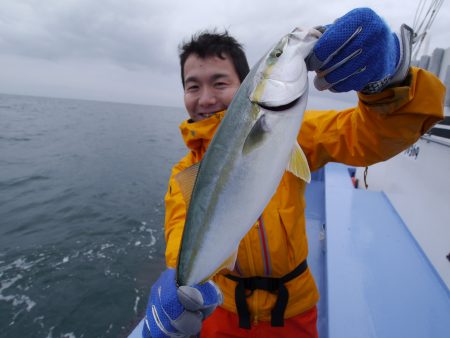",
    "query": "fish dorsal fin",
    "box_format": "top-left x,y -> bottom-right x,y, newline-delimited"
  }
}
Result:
174,162 -> 200,207
287,142 -> 311,183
